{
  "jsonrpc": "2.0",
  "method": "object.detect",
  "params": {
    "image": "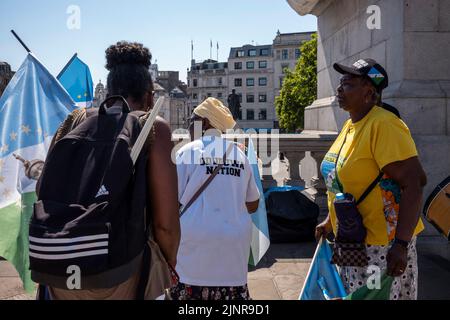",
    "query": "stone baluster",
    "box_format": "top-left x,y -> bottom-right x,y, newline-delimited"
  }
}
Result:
284,151 -> 306,187
309,150 -> 329,217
